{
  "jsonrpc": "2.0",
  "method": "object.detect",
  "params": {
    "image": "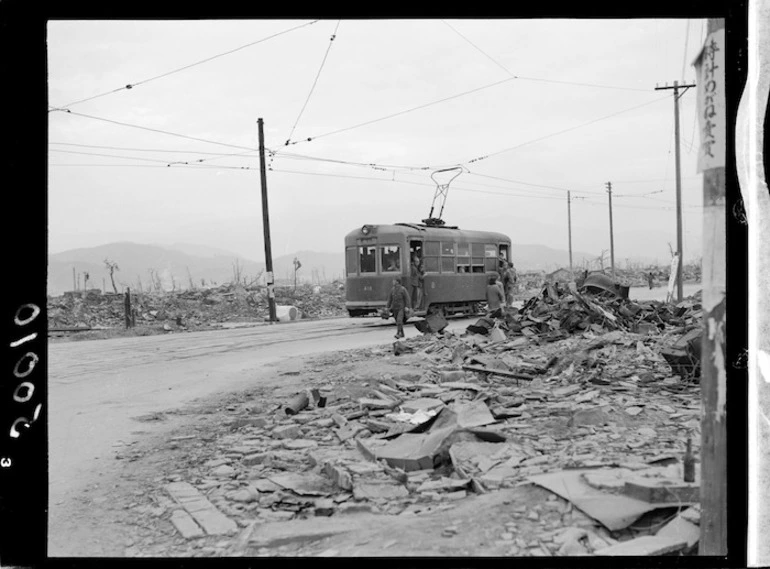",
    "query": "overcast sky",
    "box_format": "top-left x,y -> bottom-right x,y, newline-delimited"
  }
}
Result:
47,18 -> 711,265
